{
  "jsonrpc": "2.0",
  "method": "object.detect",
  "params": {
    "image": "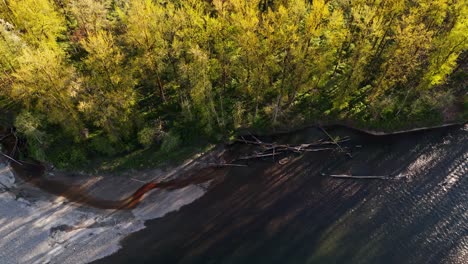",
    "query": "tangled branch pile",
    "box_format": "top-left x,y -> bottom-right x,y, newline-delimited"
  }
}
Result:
235,135 -> 350,161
